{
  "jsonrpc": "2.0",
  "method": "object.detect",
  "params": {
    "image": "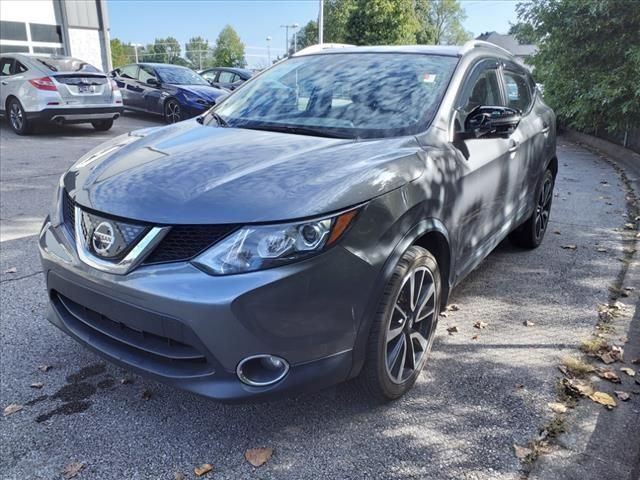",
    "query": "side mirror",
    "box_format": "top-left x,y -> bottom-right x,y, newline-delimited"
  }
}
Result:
464,106 -> 521,138
147,78 -> 159,86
